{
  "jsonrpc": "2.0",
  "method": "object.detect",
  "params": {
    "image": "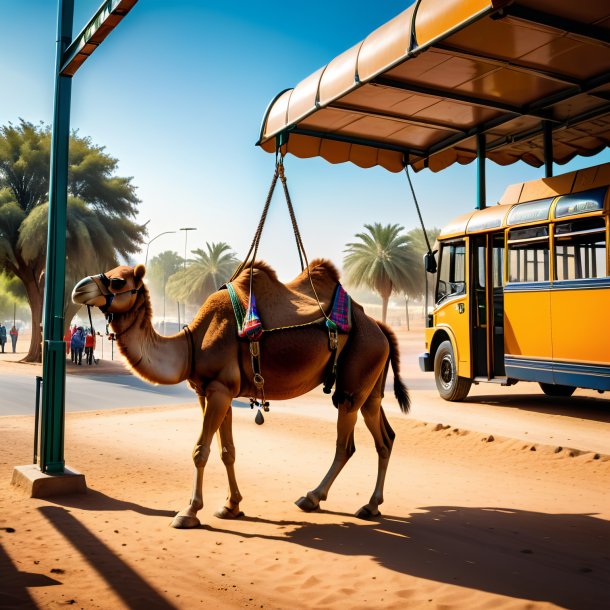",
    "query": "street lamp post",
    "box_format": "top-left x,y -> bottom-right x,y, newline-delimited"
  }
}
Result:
144,231 -> 176,266
179,227 -> 196,326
